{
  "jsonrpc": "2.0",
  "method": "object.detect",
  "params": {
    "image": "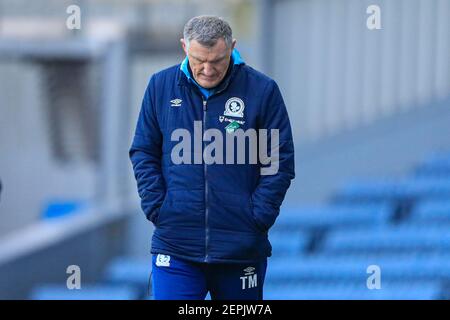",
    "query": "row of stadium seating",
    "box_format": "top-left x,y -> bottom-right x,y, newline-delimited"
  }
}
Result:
30,151 -> 450,299
264,151 -> 450,299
